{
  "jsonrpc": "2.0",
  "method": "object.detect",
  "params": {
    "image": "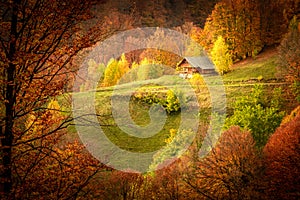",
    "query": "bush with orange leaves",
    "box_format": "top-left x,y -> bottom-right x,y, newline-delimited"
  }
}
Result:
185,126 -> 265,199
98,170 -> 145,200
148,159 -> 189,200
263,107 -> 300,199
